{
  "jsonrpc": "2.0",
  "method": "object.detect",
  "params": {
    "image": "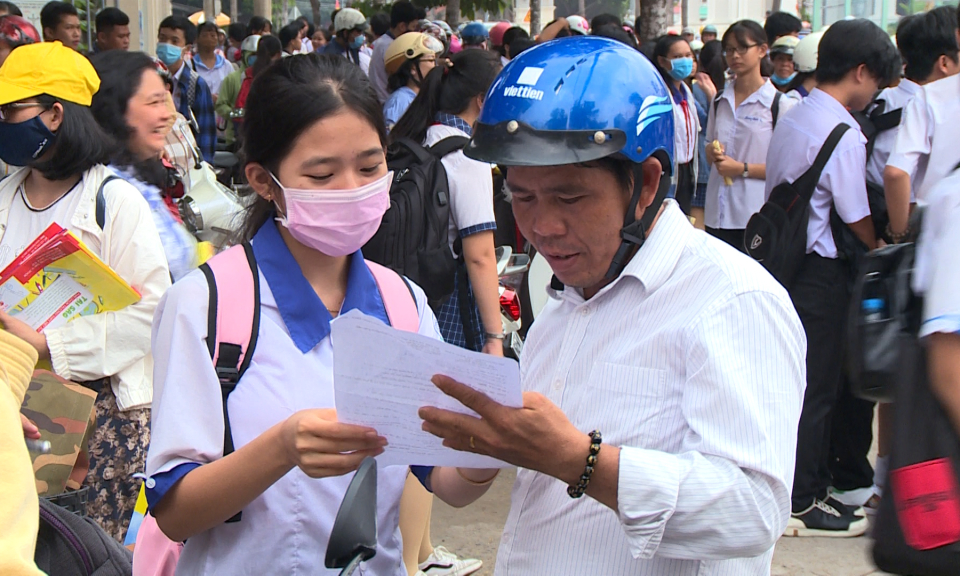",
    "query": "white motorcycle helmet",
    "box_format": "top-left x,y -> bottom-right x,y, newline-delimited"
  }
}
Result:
567,15 -> 589,35
793,29 -> 827,73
